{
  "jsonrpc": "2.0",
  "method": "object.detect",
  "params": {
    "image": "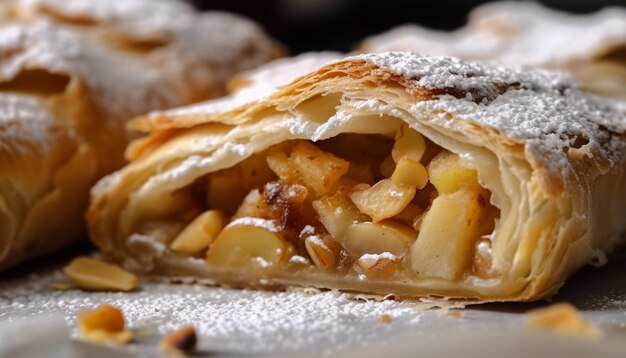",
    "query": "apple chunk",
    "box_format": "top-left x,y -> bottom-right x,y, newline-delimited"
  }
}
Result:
427,151 -> 479,194
410,189 -> 484,280
341,221 -> 417,259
